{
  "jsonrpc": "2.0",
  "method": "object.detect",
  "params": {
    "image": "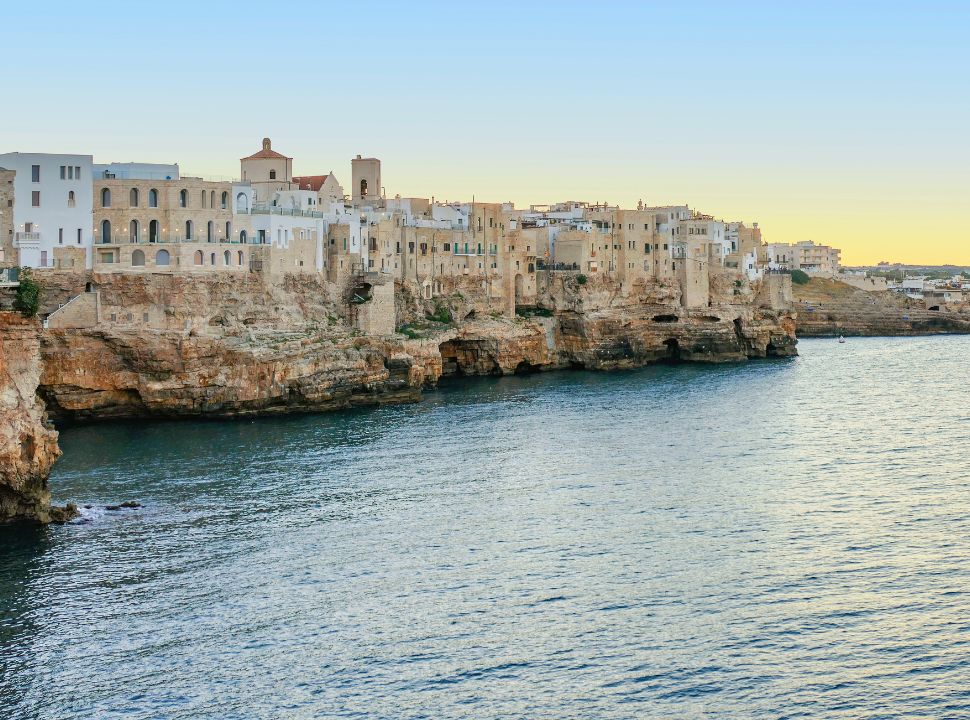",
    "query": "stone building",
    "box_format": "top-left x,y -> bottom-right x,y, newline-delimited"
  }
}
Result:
240,138 -> 294,201
0,168 -> 13,267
